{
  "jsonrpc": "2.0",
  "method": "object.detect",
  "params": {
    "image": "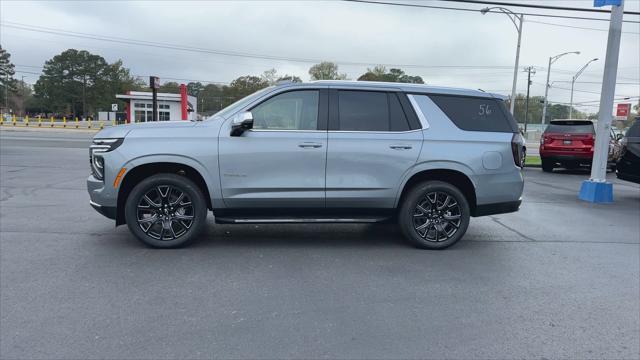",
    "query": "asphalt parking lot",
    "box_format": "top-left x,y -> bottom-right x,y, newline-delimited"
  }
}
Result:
1,128 -> 639,359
